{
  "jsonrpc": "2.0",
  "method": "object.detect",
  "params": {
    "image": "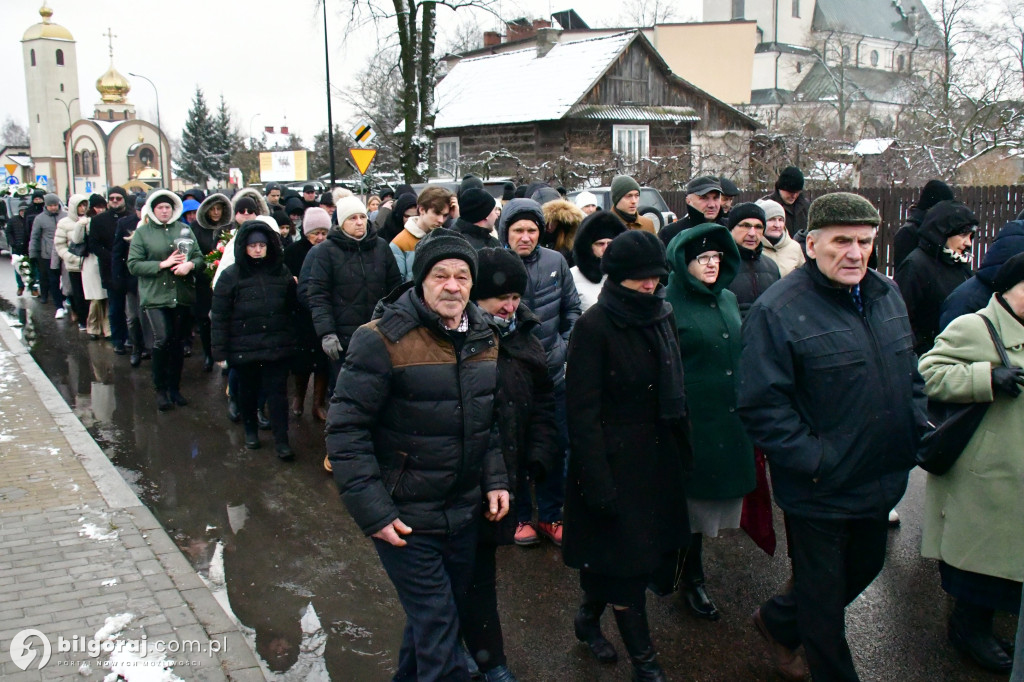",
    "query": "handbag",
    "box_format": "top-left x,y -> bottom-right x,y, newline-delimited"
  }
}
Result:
916,314 -> 1012,475
68,222 -> 89,258
741,447 -> 777,556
